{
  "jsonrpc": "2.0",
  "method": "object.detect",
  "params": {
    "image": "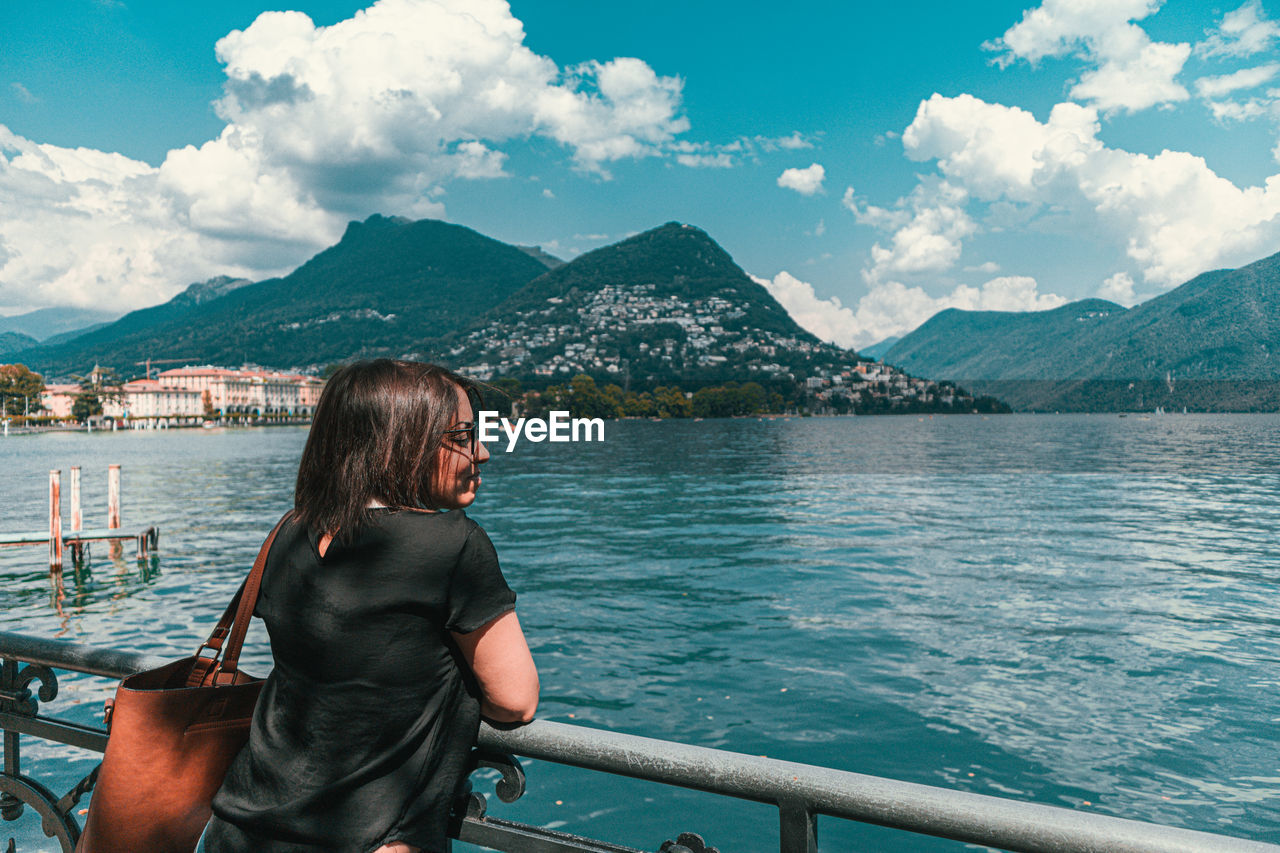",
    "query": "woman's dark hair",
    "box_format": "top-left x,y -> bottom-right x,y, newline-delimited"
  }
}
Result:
294,359 -> 479,541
